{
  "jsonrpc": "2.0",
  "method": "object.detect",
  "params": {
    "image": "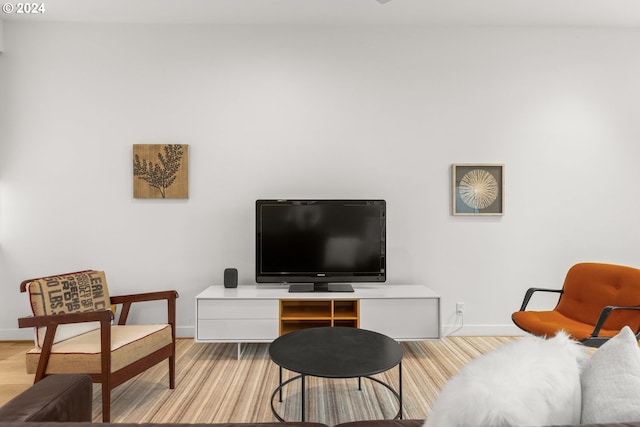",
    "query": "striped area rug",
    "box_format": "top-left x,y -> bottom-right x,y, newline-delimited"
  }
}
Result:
94,336 -> 515,425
